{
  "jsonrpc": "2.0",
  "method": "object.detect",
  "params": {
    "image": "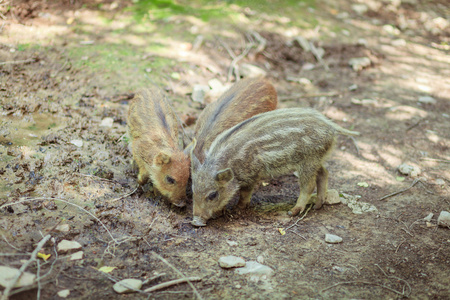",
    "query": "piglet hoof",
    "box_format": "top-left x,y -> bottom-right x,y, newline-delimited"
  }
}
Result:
313,201 -> 323,210
172,200 -> 186,208
191,216 -> 207,227
288,206 -> 303,217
